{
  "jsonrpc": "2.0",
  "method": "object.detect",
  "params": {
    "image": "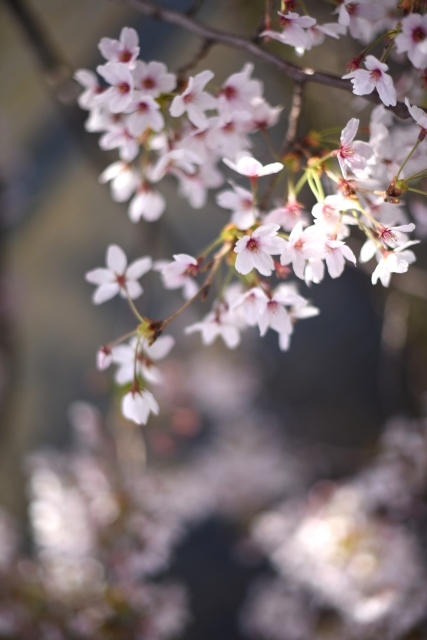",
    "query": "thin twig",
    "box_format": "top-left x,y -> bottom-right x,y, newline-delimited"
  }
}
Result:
109,0 -> 410,119
177,38 -> 215,82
